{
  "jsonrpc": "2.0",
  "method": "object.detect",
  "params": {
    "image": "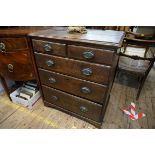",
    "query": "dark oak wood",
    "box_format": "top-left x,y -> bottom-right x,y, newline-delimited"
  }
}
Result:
35,53 -> 111,84
39,68 -> 107,103
68,45 -> 114,65
32,39 -> 66,56
42,86 -> 102,122
29,28 -> 125,127
29,29 -> 125,48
